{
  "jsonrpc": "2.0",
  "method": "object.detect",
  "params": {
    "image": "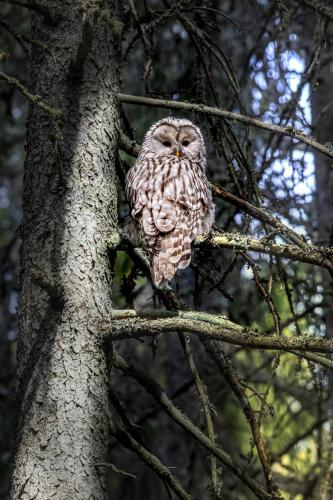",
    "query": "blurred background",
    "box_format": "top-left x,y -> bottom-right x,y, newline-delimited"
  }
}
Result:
1,1 -> 333,498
